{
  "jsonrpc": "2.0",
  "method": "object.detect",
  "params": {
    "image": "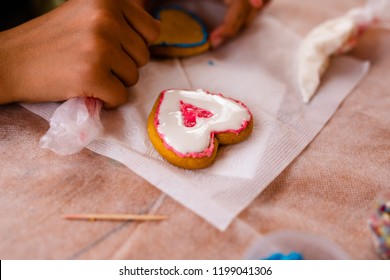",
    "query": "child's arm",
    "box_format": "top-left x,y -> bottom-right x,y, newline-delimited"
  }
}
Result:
0,0 -> 160,108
